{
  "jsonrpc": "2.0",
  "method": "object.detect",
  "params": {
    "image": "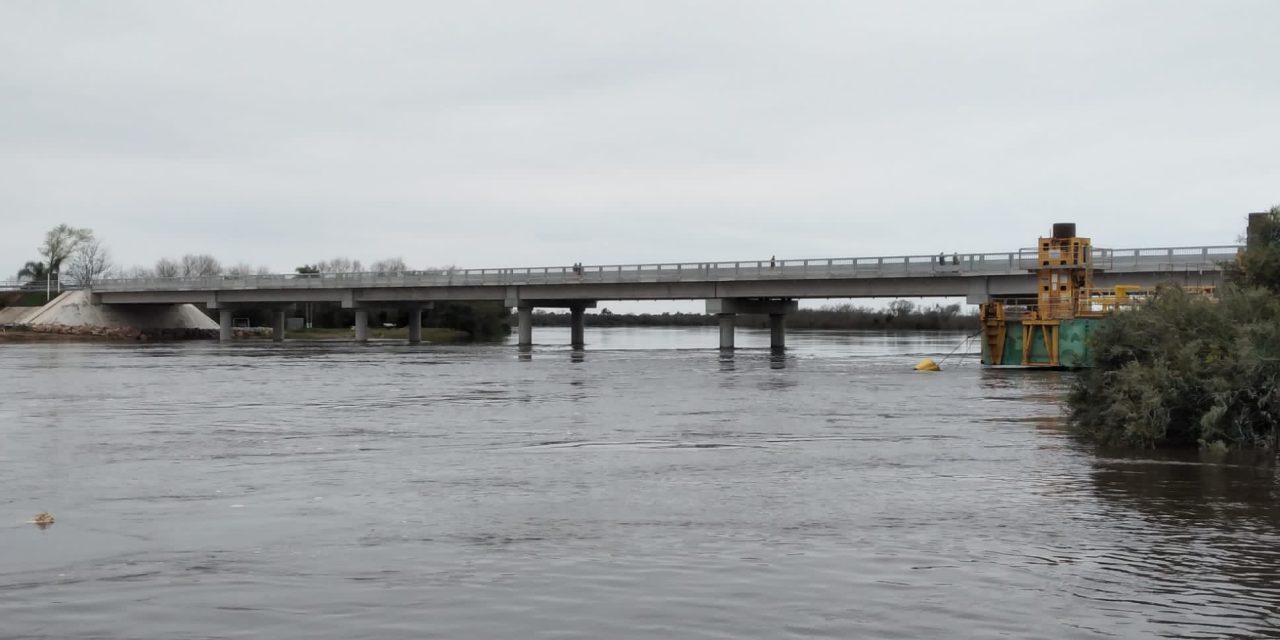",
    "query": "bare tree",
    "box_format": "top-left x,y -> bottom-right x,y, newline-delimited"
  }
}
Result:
39,224 -> 93,274
121,265 -> 155,279
316,257 -> 362,273
223,263 -> 273,277
370,257 -> 407,275
181,254 -> 223,277
225,262 -> 255,277
65,237 -> 114,287
154,257 -> 180,278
